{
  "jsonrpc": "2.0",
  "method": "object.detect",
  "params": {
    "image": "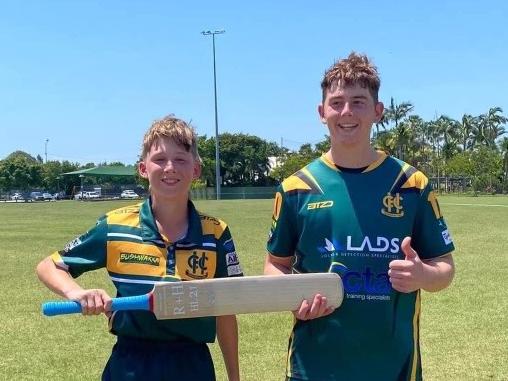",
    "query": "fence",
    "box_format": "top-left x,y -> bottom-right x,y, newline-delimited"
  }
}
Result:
190,186 -> 278,200
429,177 -> 472,193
